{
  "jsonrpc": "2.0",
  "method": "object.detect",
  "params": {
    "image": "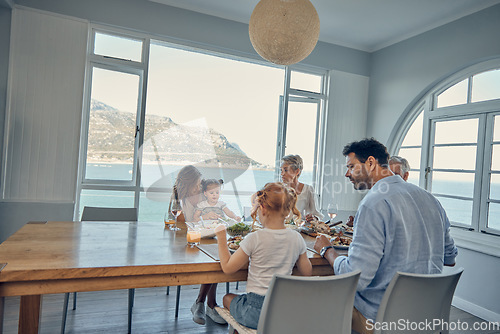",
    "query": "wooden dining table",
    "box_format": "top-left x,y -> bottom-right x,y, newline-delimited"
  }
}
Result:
0,221 -> 335,334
